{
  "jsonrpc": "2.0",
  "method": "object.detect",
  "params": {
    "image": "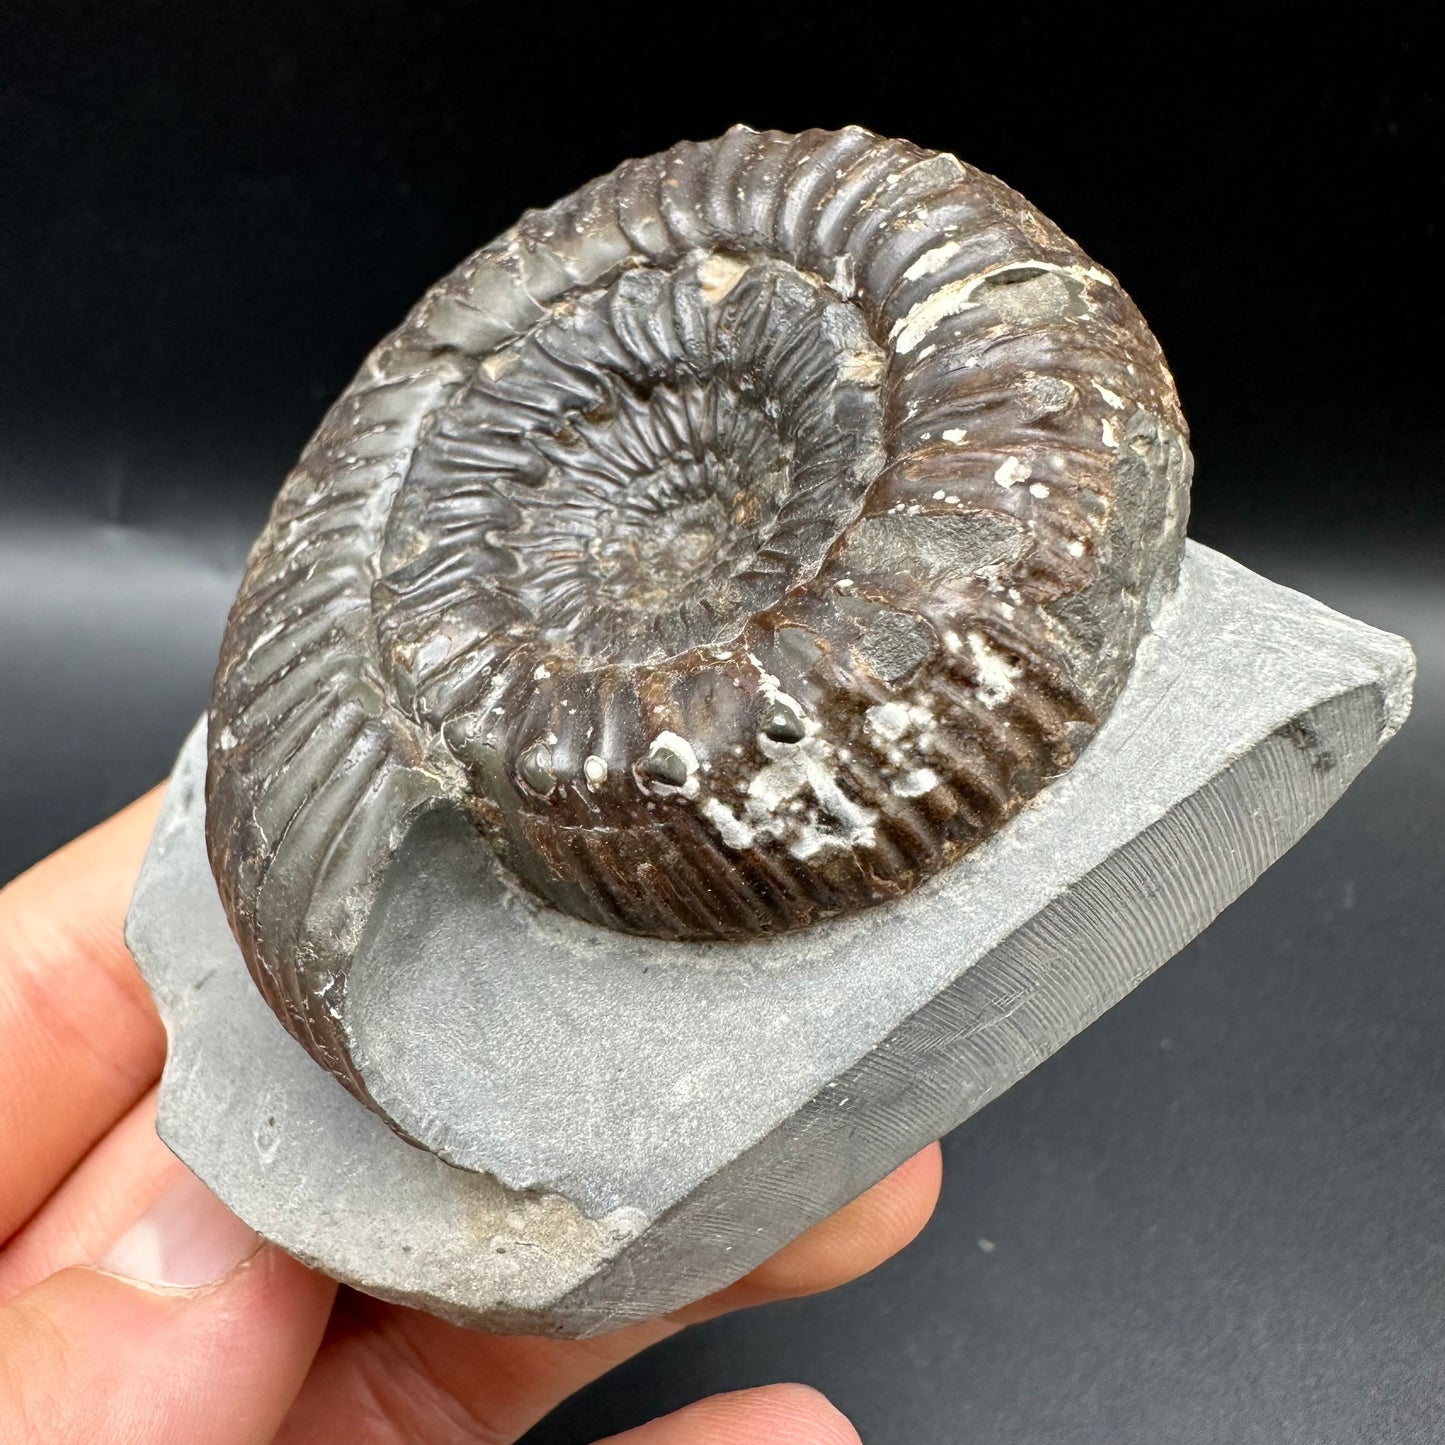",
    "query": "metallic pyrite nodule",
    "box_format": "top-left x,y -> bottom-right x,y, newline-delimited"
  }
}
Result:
206,126 -> 1193,1108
